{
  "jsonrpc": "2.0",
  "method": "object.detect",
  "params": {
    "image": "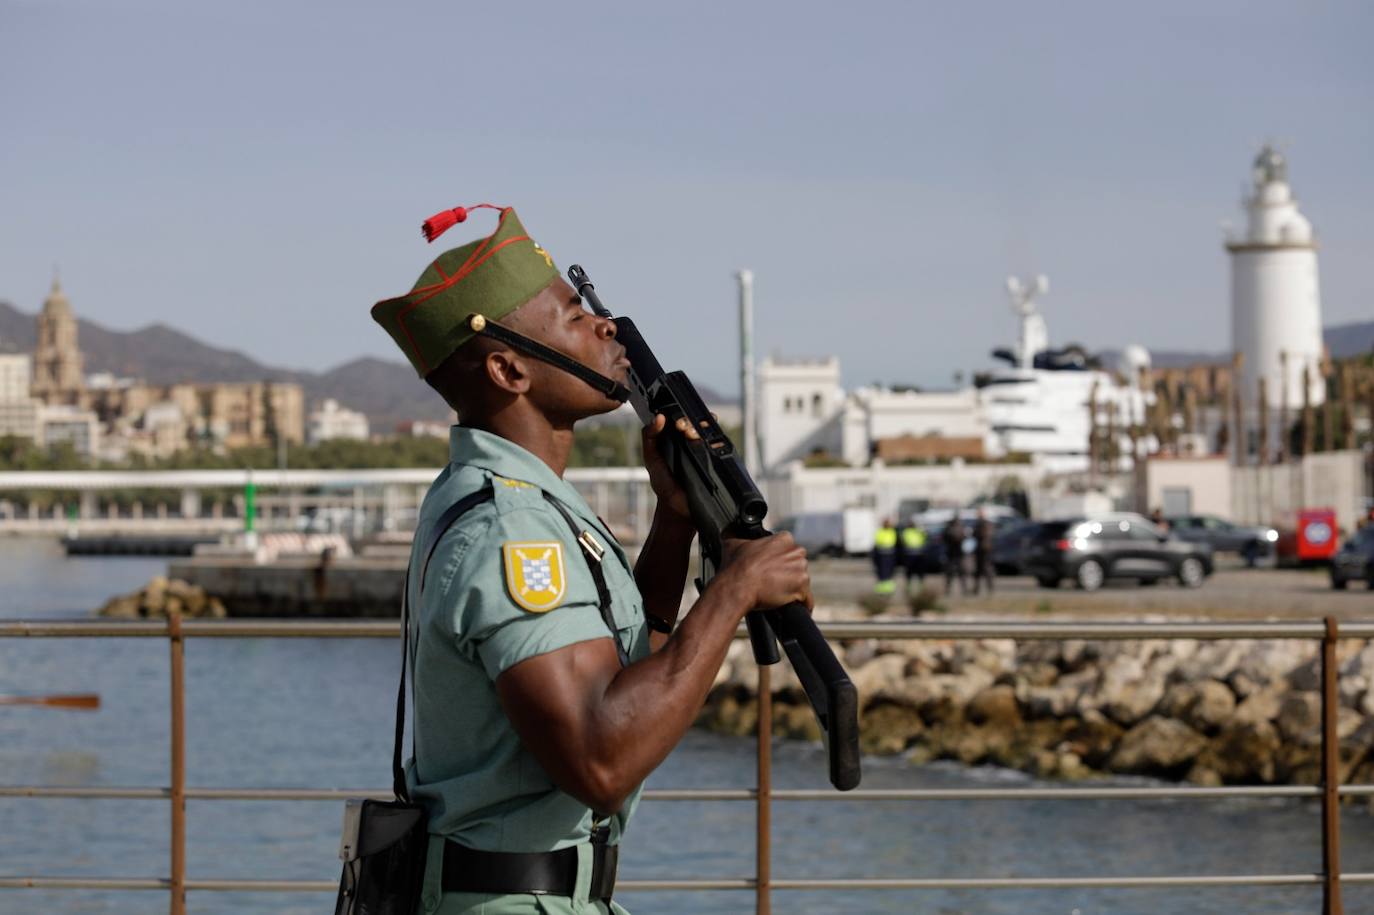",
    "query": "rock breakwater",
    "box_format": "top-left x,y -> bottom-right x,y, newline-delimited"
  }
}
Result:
700,618 -> 1374,788
98,576 -> 227,619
